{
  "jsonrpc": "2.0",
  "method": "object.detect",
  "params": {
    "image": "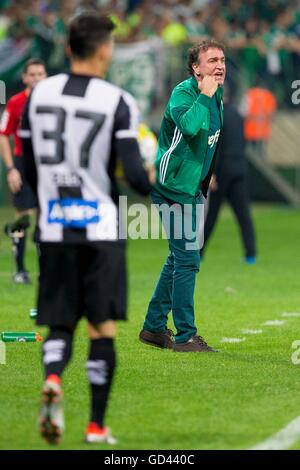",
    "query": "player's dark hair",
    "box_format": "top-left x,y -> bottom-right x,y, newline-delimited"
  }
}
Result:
68,13 -> 115,60
188,39 -> 225,75
23,58 -> 46,74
